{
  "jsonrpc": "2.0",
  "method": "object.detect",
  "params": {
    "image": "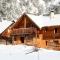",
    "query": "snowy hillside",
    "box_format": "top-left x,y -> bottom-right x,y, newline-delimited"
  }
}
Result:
0,44 -> 60,60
